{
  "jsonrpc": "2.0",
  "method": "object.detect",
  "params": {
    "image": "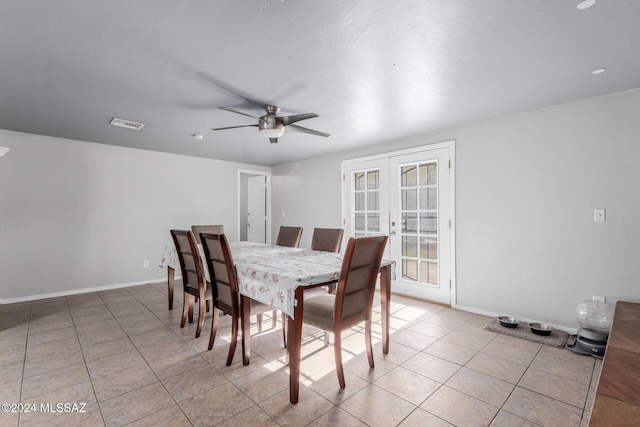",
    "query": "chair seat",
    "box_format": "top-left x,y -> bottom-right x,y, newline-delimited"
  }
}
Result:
303,294 -> 336,331
249,298 -> 274,315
